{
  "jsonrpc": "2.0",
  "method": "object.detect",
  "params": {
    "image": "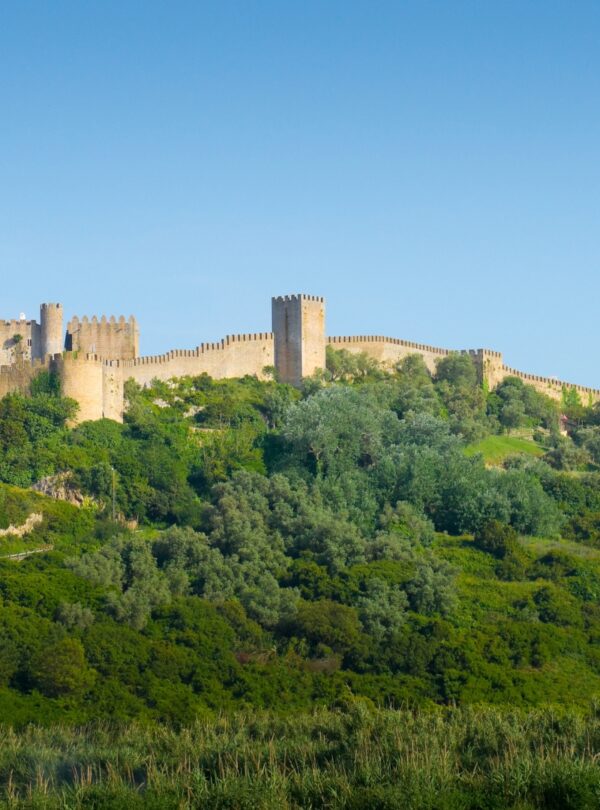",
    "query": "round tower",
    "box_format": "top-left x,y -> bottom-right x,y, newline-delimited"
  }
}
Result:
60,354 -> 104,424
40,303 -> 64,357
